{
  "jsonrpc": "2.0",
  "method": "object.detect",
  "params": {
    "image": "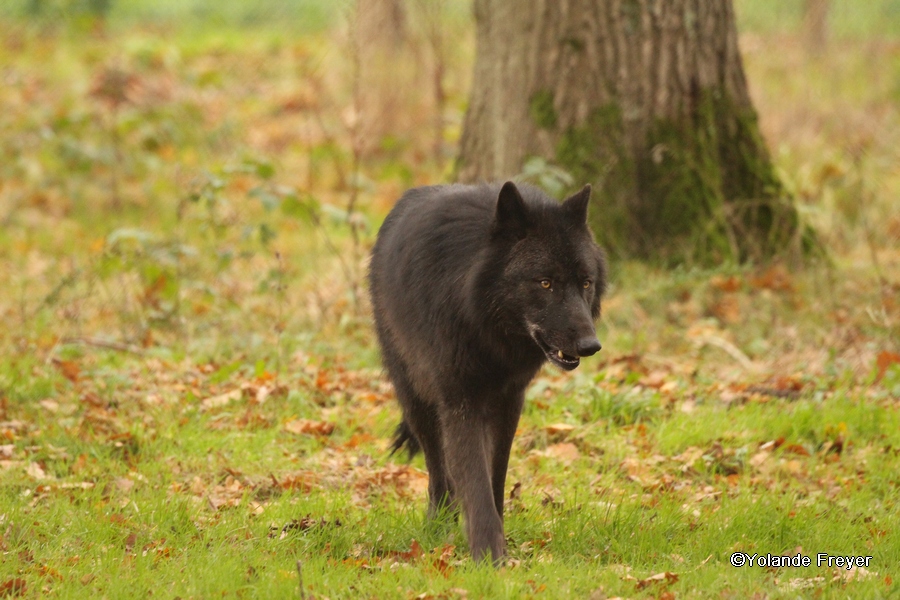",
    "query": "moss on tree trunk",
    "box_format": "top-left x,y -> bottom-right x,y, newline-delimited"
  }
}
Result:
457,0 -> 815,265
